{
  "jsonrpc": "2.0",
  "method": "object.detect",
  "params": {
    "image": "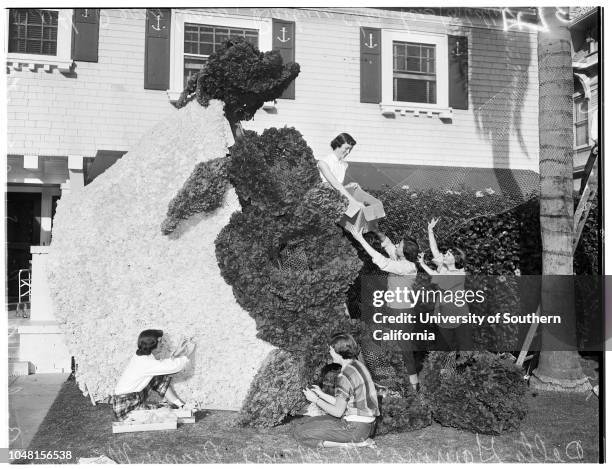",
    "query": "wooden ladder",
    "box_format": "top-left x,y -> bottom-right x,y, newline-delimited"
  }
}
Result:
516,152 -> 599,367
